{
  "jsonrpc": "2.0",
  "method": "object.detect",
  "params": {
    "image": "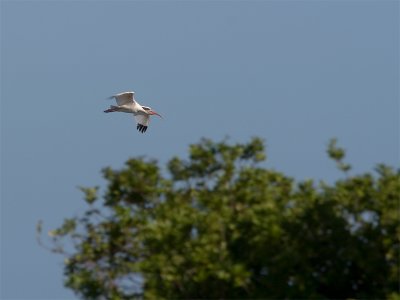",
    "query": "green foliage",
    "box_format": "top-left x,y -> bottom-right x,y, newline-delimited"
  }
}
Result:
41,138 -> 400,299
327,138 -> 352,173
79,186 -> 99,205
